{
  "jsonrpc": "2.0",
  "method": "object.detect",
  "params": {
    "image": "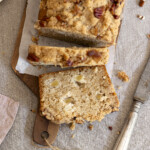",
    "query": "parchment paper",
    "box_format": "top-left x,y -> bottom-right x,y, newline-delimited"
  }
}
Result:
0,94 -> 19,145
16,0 -> 115,77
